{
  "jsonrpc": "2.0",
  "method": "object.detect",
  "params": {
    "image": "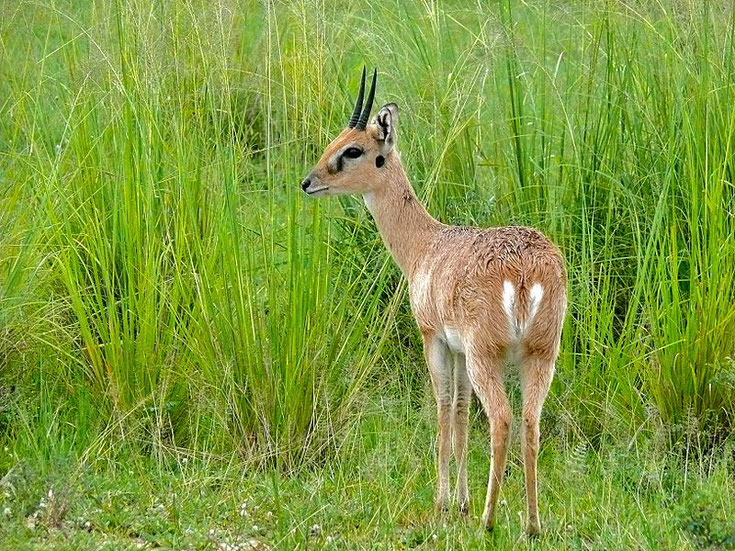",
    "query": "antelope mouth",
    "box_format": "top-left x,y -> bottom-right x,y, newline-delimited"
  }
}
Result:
305,186 -> 330,195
